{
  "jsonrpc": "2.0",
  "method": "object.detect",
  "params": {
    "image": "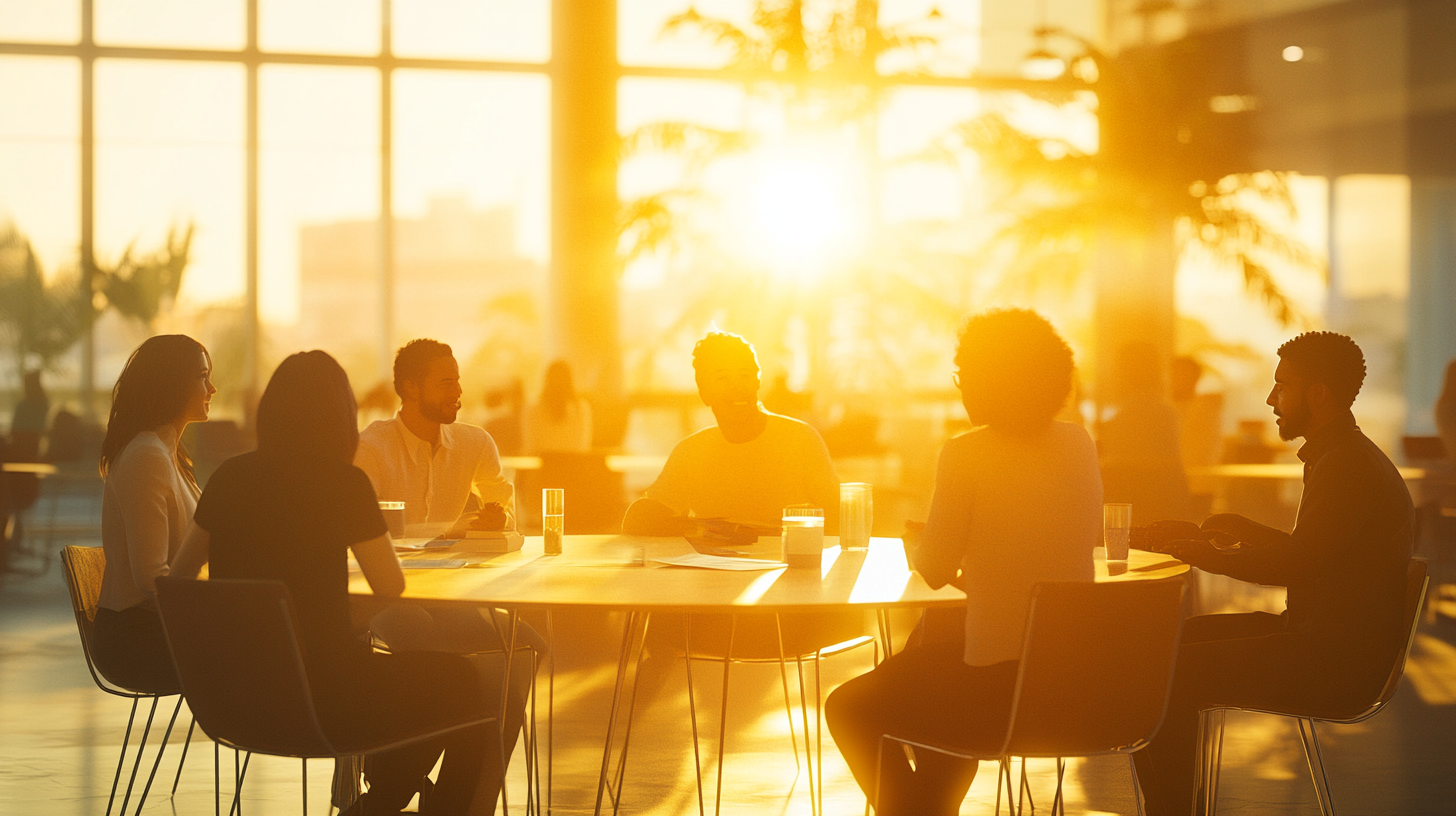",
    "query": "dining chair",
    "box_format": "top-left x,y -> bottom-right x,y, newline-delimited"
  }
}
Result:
154,576 -> 504,816
876,580 -> 1187,816
60,545 -> 198,816
1197,558 -> 1429,816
